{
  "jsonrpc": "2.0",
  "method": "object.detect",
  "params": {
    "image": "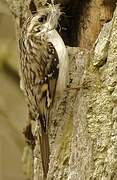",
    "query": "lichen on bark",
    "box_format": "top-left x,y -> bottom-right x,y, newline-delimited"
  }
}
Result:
67,7 -> 117,180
